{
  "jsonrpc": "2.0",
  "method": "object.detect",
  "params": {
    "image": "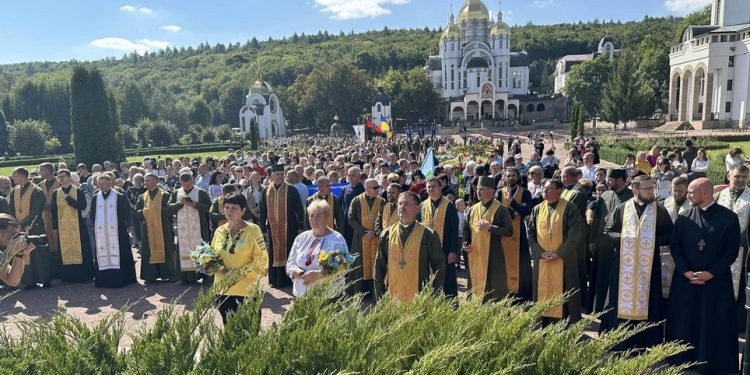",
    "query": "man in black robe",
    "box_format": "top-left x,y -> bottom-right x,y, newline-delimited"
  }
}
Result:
420,177 -> 459,298
304,176 -> 345,234
497,167 -> 533,301
668,178 -> 740,374
560,166 -> 589,309
341,166 -> 364,248
600,175 -> 673,350
89,173 -> 137,288
589,168 -> 633,312
50,169 -> 95,283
